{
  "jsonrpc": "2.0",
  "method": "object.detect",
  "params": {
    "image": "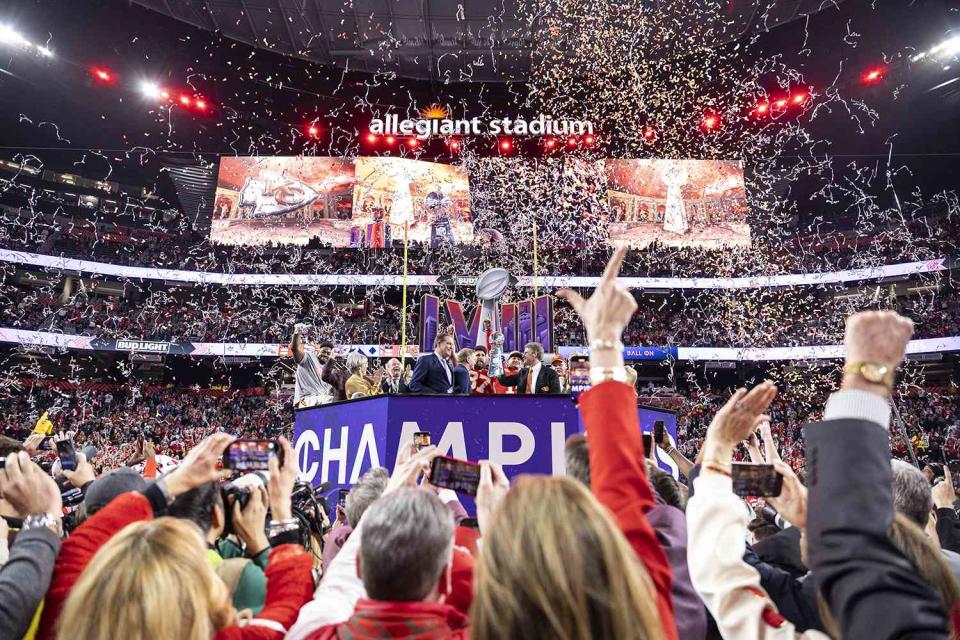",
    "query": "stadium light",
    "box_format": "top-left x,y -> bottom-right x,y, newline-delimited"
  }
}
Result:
307,124 -> 320,138
365,133 -> 377,143
566,136 -> 578,147
701,114 -> 720,131
791,91 -> 808,105
930,35 -> 960,58
35,45 -> 53,57
862,66 -> 885,84
178,94 -> 192,106
91,67 -> 115,84
642,125 -> 656,140
499,138 -> 513,152
385,135 -> 396,145
407,138 -> 418,148
753,103 -> 770,116
0,25 -> 26,46
544,137 -> 557,149
449,139 -> 461,152
194,99 -> 207,111
773,98 -> 788,109
139,81 -> 162,99
584,134 -> 595,146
